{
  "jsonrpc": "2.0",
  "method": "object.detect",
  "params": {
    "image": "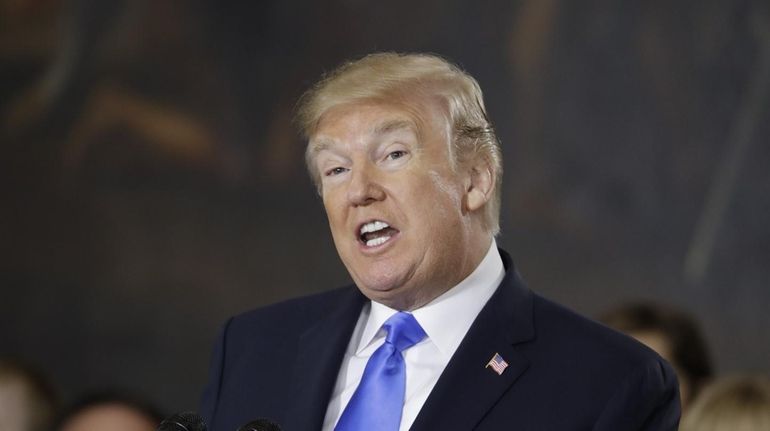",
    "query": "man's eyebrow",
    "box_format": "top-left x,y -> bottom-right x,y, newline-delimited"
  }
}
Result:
308,137 -> 335,158
372,119 -> 417,136
308,119 -> 418,158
